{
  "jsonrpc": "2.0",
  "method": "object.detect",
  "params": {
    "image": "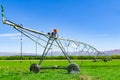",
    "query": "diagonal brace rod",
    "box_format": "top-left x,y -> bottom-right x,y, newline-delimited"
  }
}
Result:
39,39 -> 54,65
55,40 -> 72,63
